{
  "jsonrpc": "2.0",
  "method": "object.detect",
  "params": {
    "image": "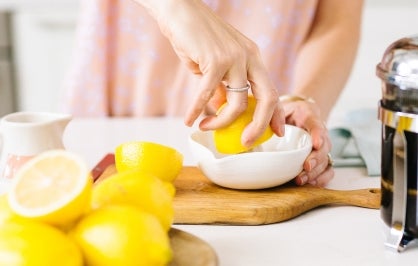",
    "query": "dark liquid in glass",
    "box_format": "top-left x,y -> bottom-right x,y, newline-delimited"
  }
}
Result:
381,126 -> 418,237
